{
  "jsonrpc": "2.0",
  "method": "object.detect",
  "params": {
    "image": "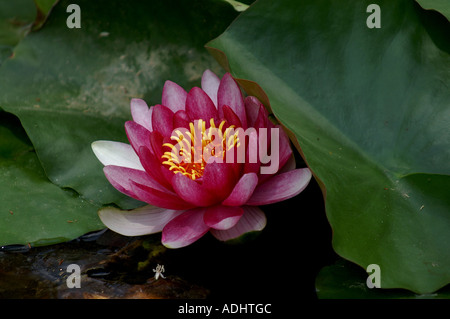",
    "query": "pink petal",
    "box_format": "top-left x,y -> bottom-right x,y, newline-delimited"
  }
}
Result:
125,121 -> 152,153
148,130 -> 165,158
151,104 -> 175,137
244,96 -> 262,128
171,173 -> 218,207
98,205 -> 184,236
202,162 -> 237,202
162,208 -> 210,248
103,166 -> 189,211
201,69 -> 220,107
277,125 -> 293,170
279,154 -> 296,174
218,73 -> 247,128
131,181 -> 195,210
204,205 -> 244,230
130,98 -> 152,131
103,165 -> 166,198
161,80 -> 188,113
222,173 -> 258,206
243,130 -> 261,175
185,87 -> 218,123
210,206 -> 266,241
252,103 -> 270,130
173,110 -> 190,130
258,125 -> 292,182
138,146 -> 173,190
246,168 -> 312,205
221,104 -> 242,127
